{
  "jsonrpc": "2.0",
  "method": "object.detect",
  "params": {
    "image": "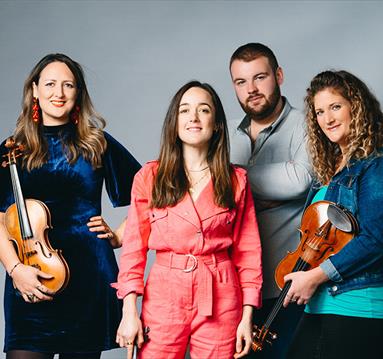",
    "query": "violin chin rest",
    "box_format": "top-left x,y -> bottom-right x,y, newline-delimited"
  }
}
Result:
327,204 -> 355,233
